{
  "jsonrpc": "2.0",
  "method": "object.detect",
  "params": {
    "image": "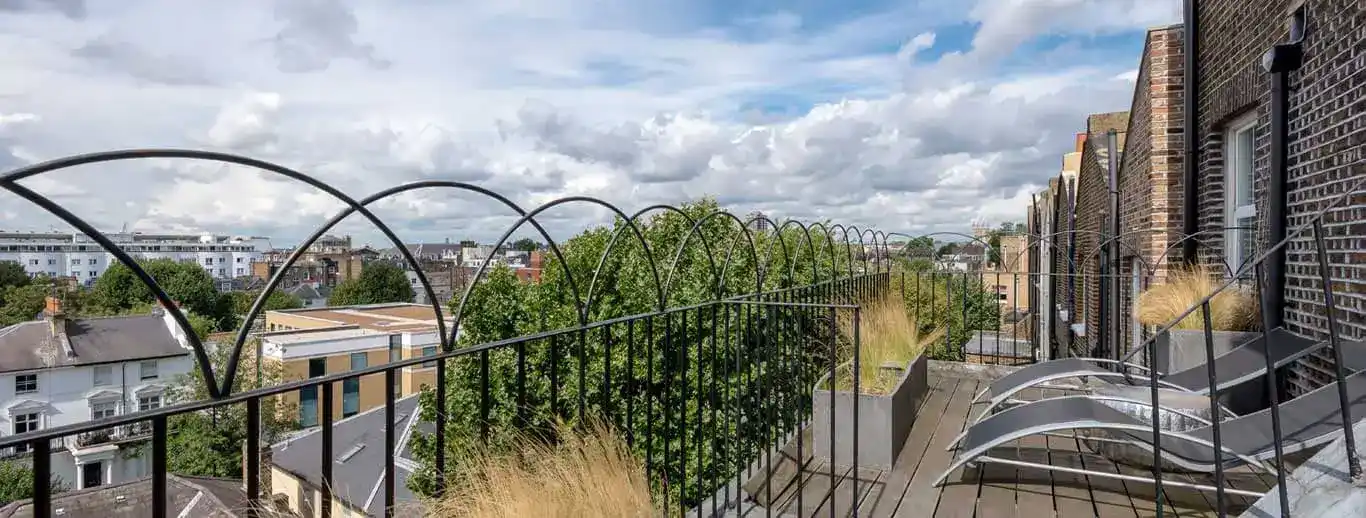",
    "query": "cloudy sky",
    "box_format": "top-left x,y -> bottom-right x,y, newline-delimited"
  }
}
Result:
0,0 -> 1179,248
